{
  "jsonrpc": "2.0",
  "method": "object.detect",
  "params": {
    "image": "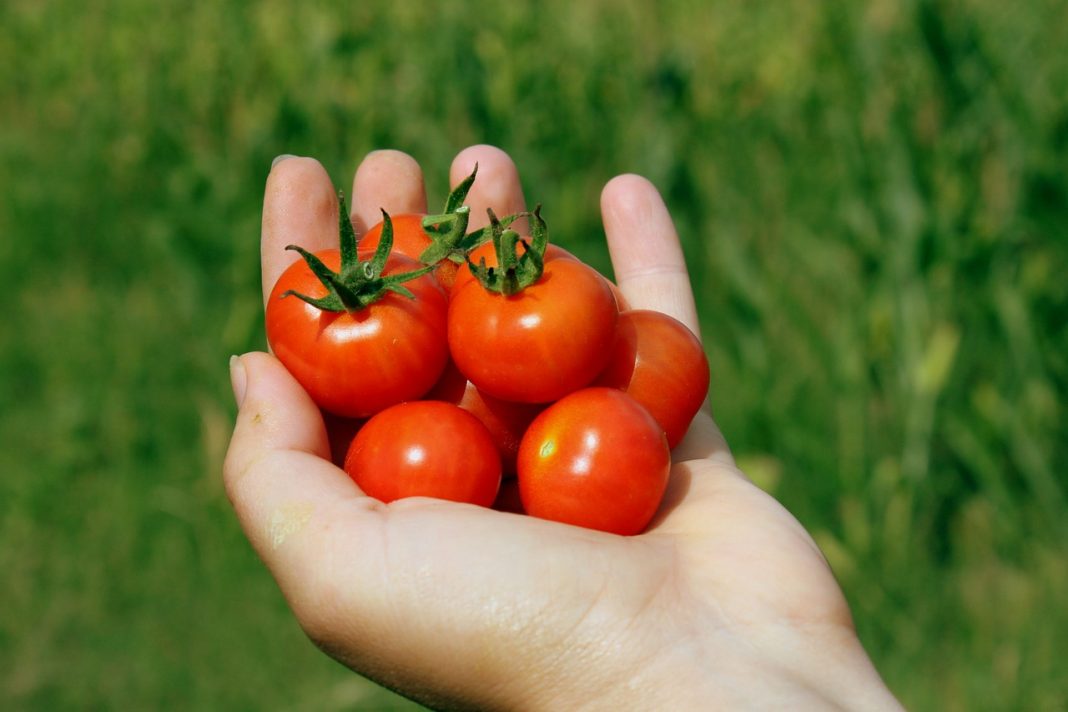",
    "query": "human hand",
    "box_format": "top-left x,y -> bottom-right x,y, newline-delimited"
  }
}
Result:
225,146 -> 902,710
